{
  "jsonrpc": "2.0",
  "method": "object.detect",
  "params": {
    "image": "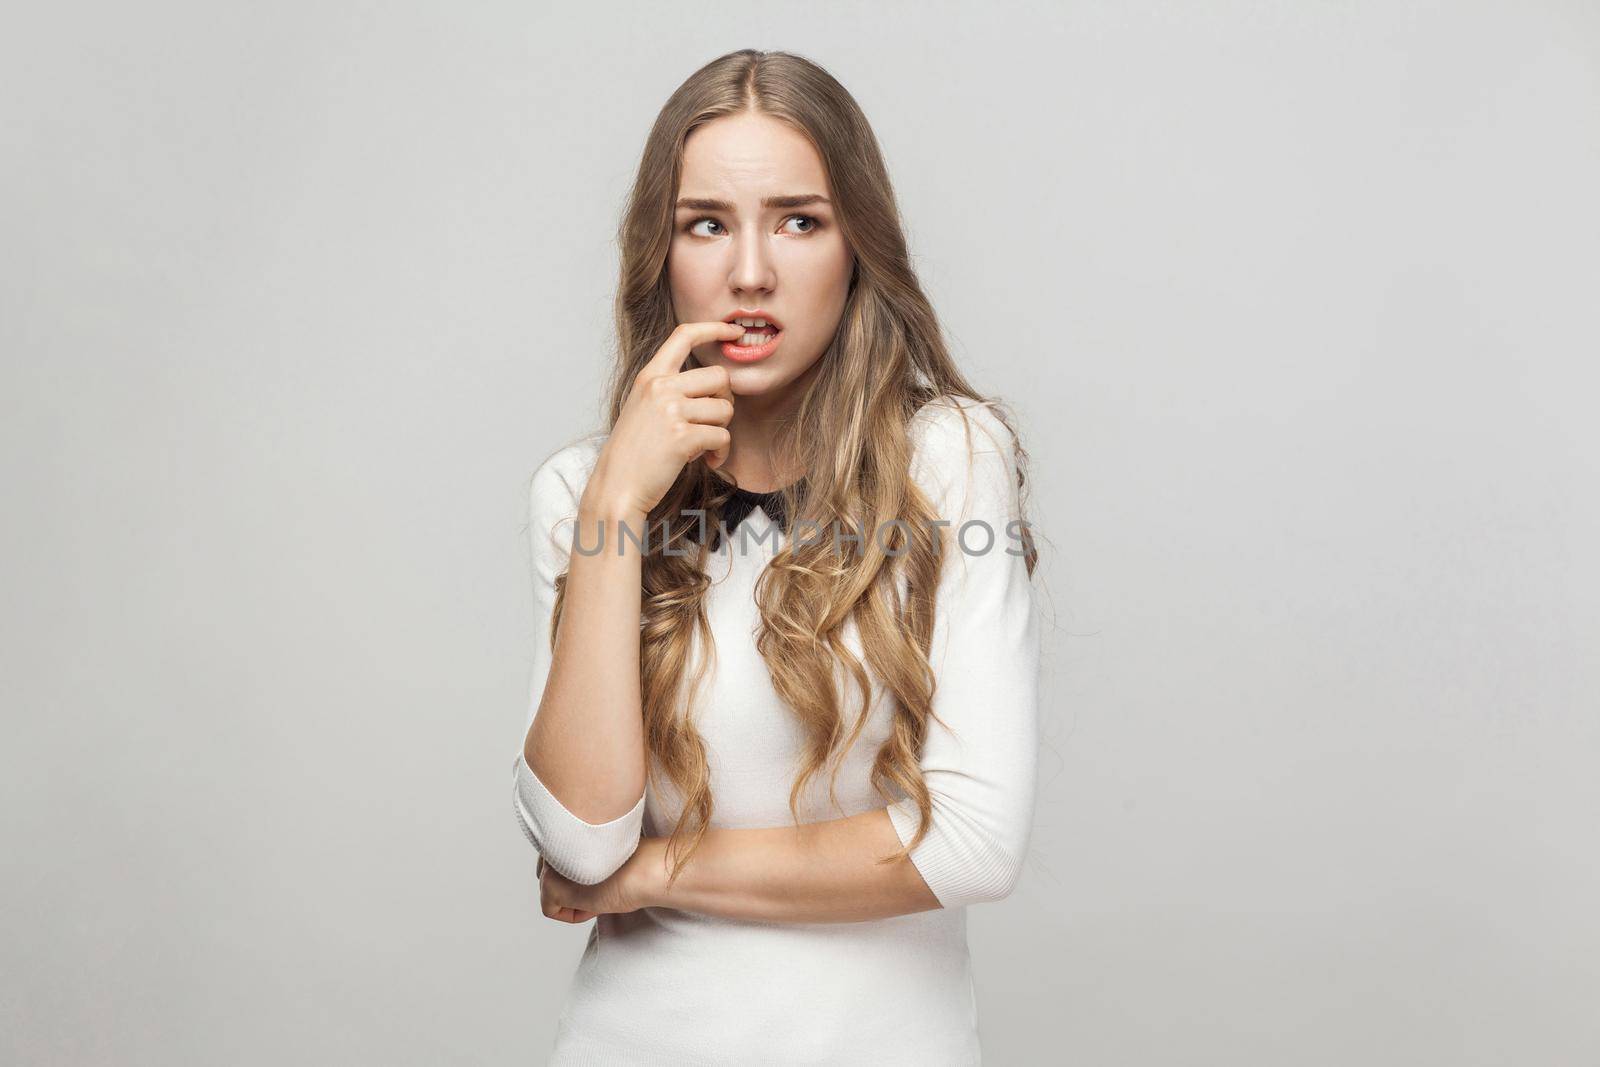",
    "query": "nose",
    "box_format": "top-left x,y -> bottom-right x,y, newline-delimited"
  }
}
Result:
727,224 -> 776,296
